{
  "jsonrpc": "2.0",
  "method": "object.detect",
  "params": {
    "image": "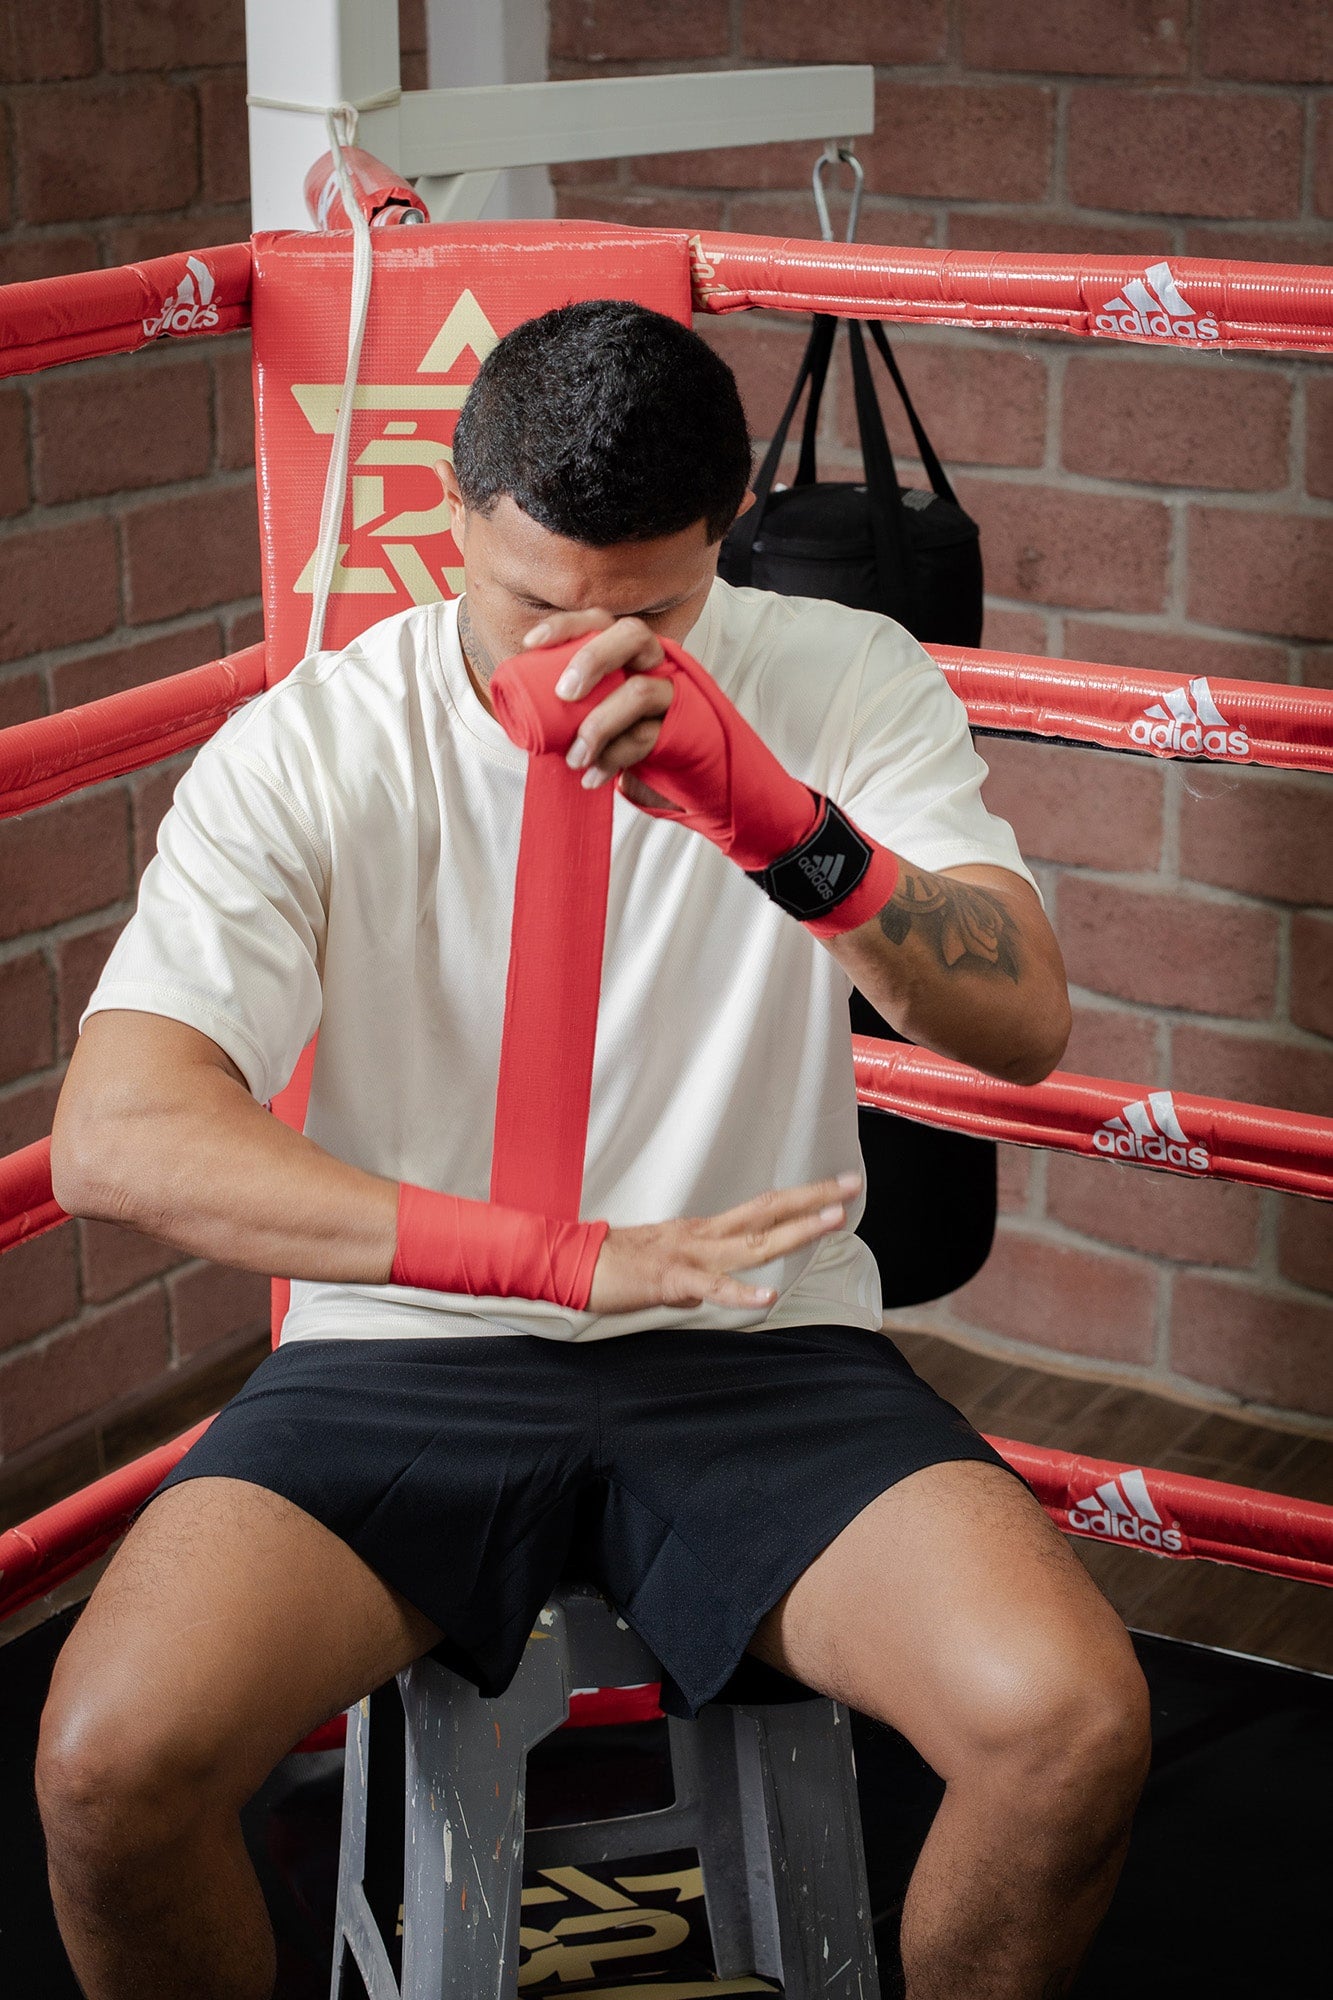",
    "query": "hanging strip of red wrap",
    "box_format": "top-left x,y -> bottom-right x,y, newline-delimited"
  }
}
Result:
489,646 -> 627,1218
487,630 -> 899,1220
